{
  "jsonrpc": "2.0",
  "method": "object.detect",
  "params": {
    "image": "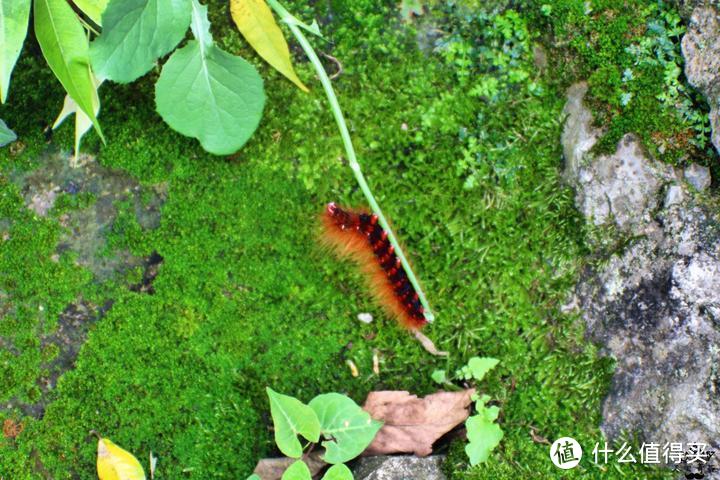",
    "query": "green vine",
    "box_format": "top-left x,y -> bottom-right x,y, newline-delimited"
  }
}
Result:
267,0 -> 435,323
